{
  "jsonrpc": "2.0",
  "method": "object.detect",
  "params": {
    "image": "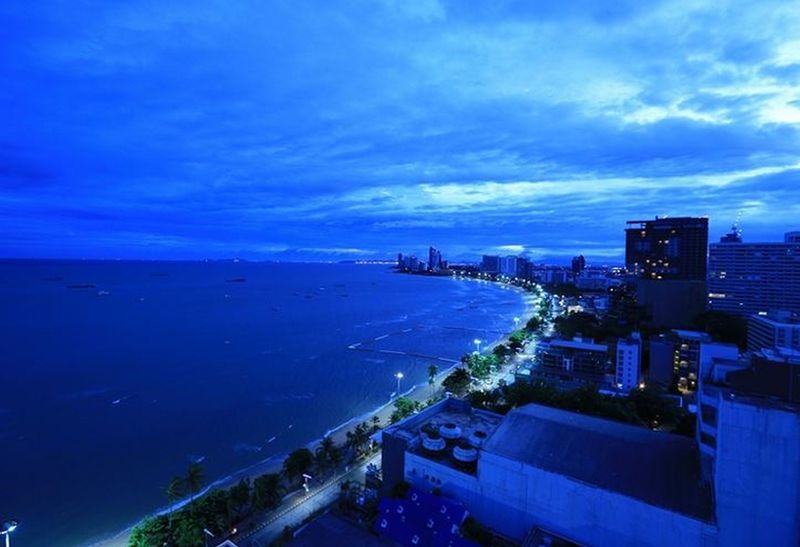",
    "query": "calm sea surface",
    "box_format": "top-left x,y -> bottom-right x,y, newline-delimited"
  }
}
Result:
0,261 -> 525,546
